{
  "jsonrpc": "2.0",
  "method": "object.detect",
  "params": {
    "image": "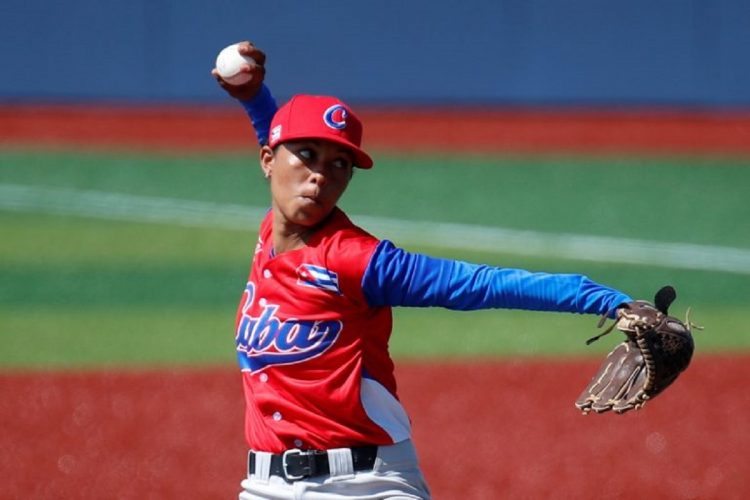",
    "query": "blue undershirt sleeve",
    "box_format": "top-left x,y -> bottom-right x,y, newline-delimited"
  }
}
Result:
239,84 -> 278,146
361,240 -> 632,317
